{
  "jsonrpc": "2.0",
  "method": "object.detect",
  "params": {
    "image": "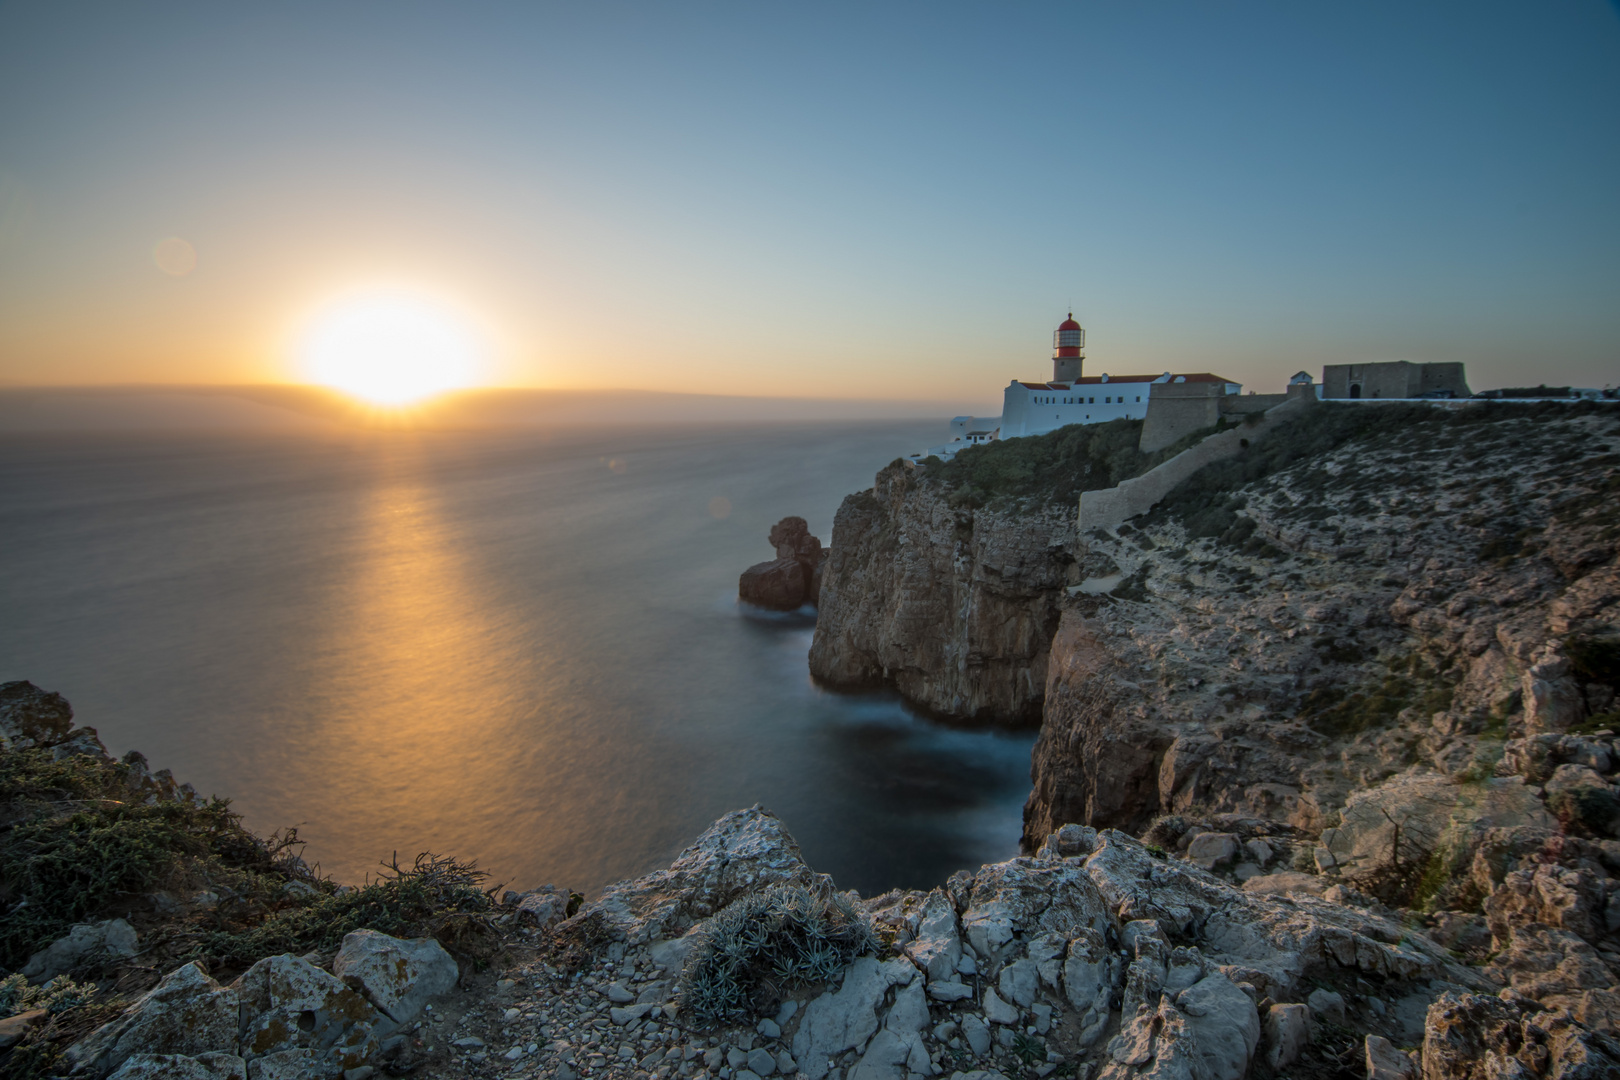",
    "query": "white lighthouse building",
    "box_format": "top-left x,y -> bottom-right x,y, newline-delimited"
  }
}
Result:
924,315 -> 1241,457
